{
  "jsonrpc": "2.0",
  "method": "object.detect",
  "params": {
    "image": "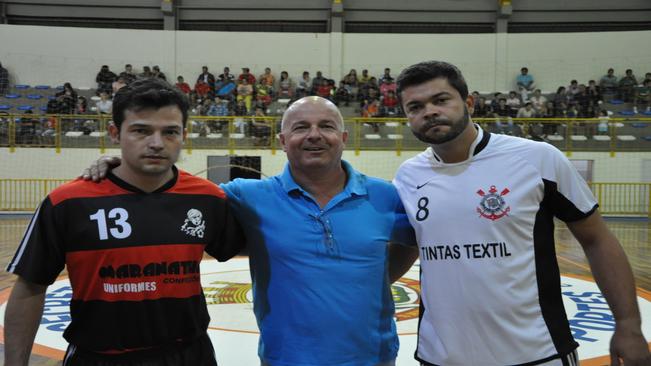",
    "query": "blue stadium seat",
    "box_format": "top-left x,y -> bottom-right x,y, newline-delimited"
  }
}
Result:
4,94 -> 20,99
618,110 -> 635,116
0,105 -> 11,111
15,84 -> 30,90
608,99 -> 624,105
39,106 -> 48,112
17,105 -> 33,111
48,95 -> 57,100
55,85 -> 64,90
26,94 -> 43,100
643,136 -> 651,142
632,123 -> 648,128
35,85 -> 51,90
642,110 -> 651,116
